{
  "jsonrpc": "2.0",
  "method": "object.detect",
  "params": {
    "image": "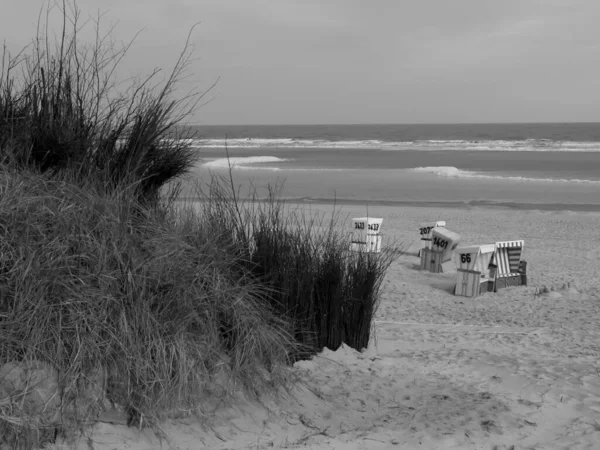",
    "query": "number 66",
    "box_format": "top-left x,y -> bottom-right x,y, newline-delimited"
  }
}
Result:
460,254 -> 472,263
